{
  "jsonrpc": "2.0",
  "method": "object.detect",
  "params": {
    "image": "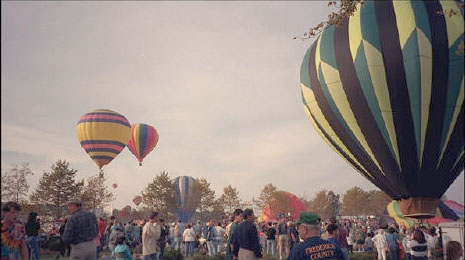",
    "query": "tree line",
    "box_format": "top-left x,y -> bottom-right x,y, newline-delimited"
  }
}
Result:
1,159 -> 391,222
